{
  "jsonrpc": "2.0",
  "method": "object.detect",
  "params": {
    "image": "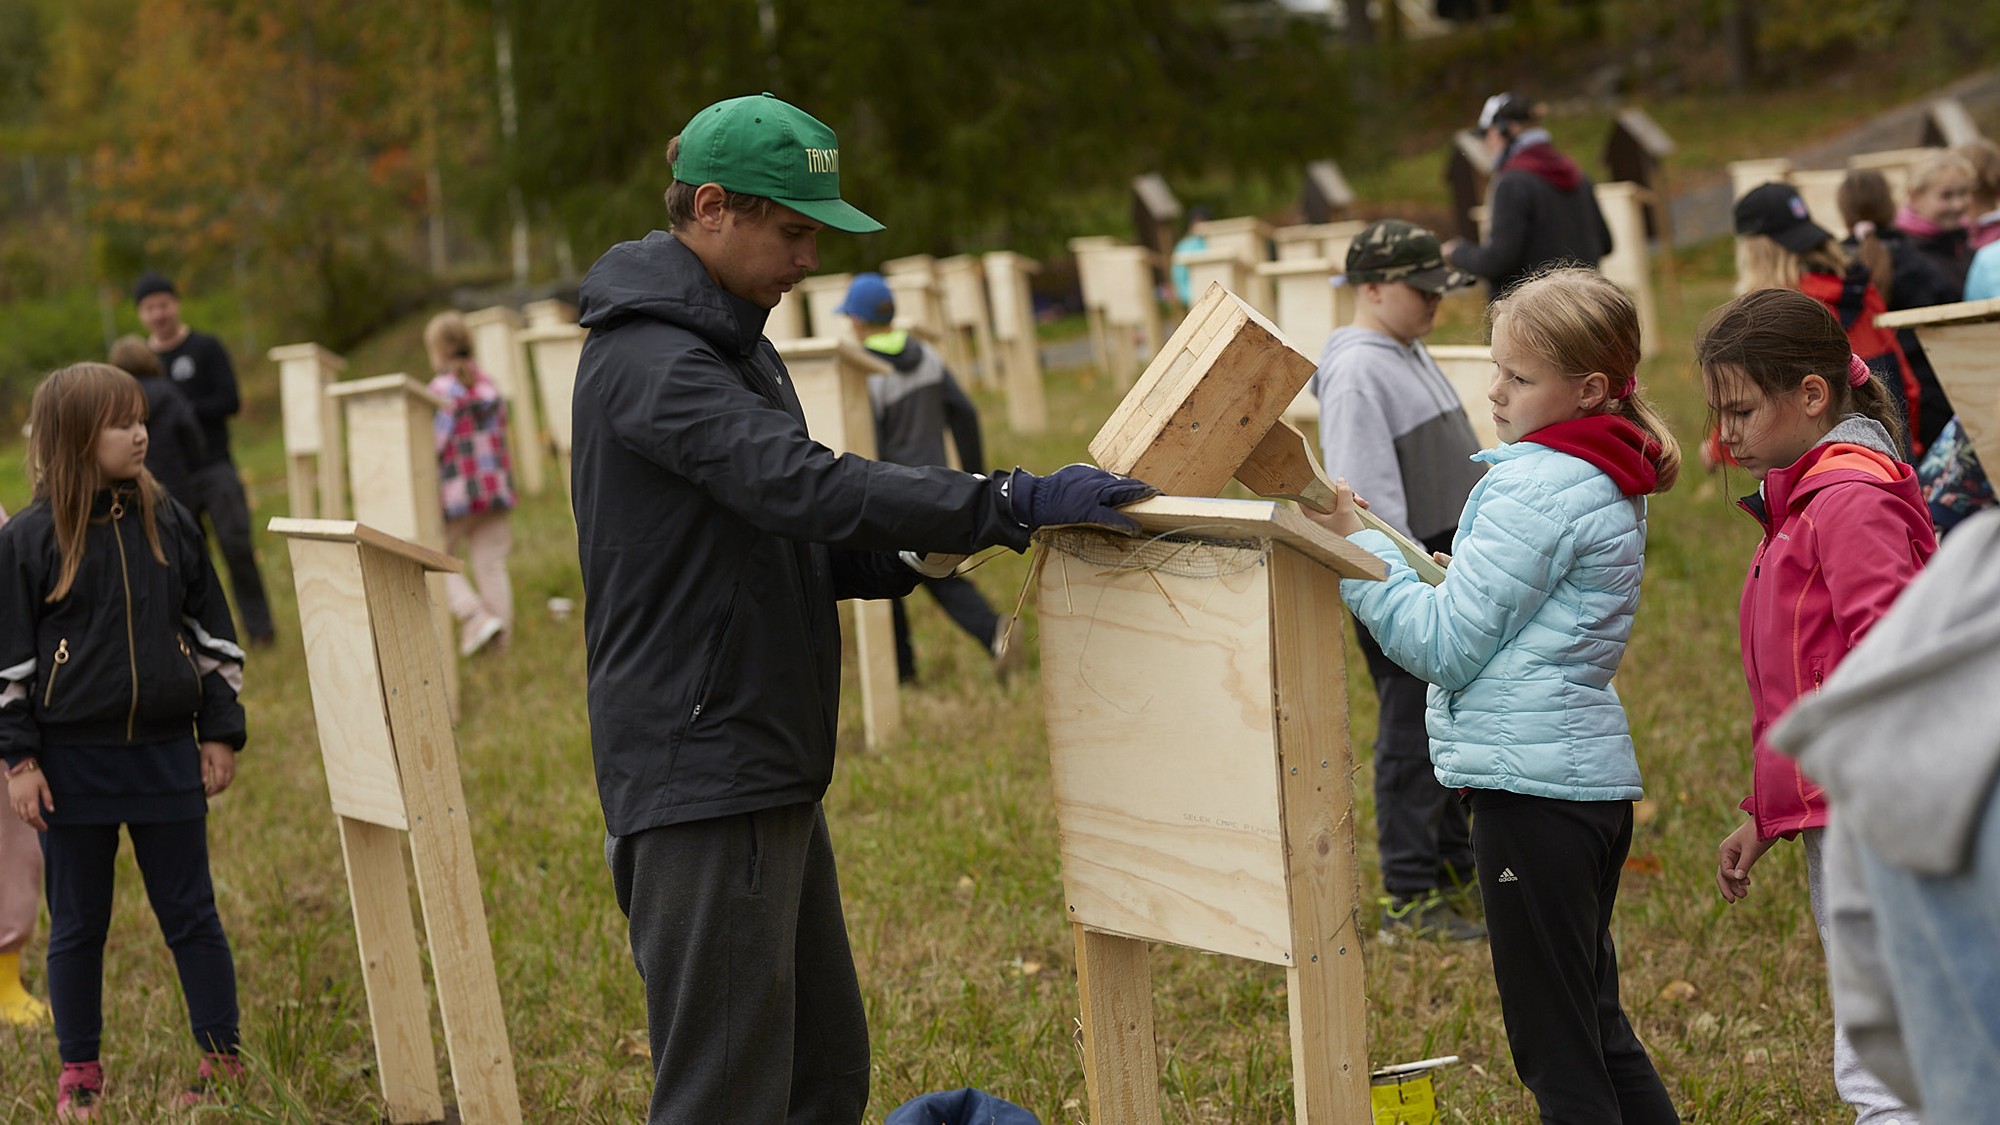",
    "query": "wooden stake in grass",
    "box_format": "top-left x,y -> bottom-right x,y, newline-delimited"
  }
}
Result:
269,518 -> 522,1125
